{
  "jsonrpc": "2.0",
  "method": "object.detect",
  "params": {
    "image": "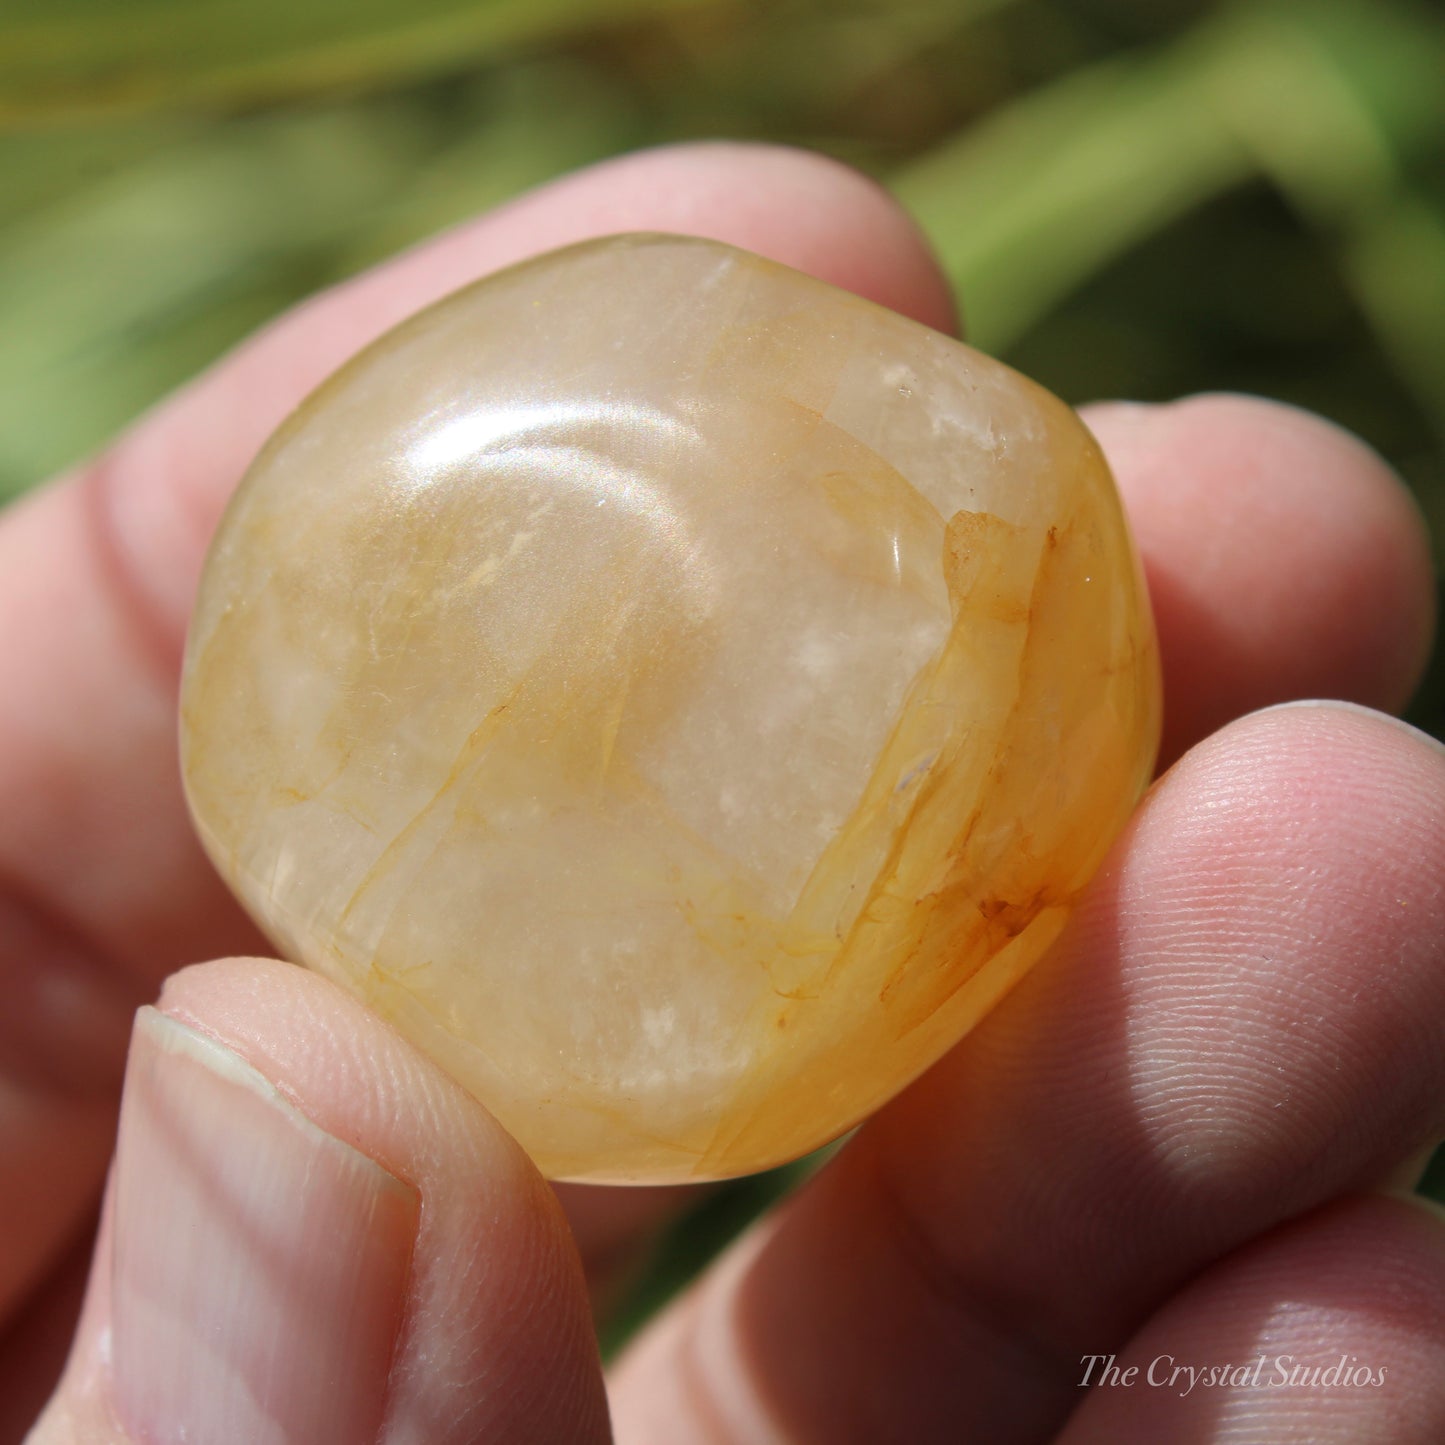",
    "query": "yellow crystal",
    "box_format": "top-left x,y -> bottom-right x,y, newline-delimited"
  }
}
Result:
180,234 -> 1160,1183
